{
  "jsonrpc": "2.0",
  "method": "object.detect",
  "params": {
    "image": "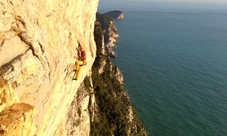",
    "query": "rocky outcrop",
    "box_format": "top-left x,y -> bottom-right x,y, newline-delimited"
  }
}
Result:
104,10 -> 124,20
0,78 -> 35,136
0,0 -> 98,135
96,12 -> 119,58
96,10 -> 124,58
113,66 -> 124,84
0,79 -> 18,111
0,103 -> 35,136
